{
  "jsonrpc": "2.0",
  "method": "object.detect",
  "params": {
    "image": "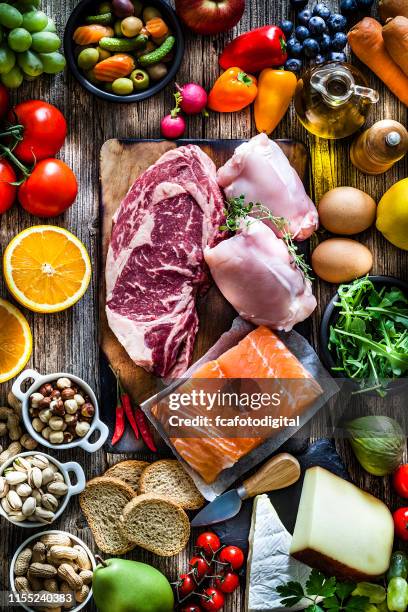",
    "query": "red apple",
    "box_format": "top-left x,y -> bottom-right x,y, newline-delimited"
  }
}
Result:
175,0 -> 245,35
